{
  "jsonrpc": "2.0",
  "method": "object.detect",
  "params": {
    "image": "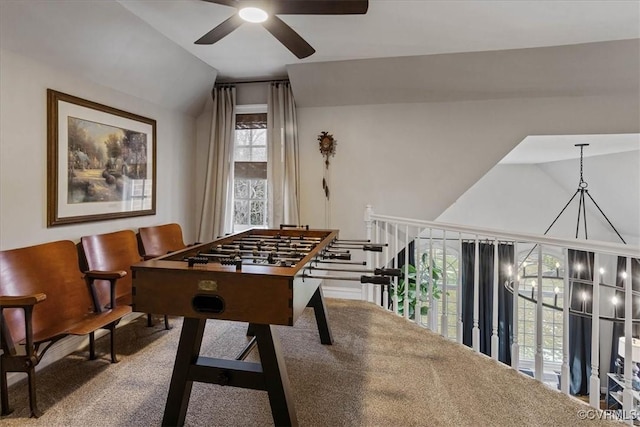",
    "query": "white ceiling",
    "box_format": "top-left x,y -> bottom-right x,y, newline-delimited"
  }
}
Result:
117,0 -> 640,81
1,0 -> 639,113
501,134 -> 640,164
